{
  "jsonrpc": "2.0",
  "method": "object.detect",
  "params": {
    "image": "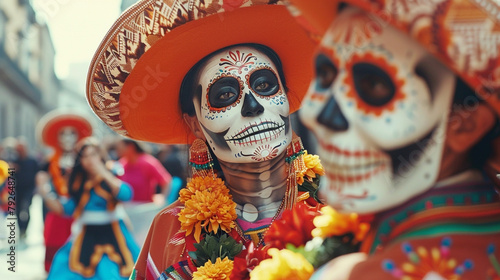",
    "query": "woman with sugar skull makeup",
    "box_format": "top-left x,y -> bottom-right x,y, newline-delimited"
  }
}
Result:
289,0 -> 500,279
86,1 -> 324,279
35,110 -> 93,272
